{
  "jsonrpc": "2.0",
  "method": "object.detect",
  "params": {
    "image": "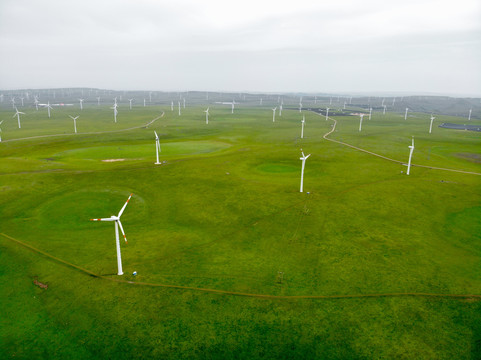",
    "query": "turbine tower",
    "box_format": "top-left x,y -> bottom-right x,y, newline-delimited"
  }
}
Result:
204,107 -> 209,124
383,105 -> 387,115
468,108 -> 472,121
34,96 -> 39,111
325,108 -> 330,121
79,98 -> 84,110
154,131 -> 161,164
404,108 -> 409,120
97,97 -> 101,106
171,101 -> 174,111
0,120 -> 3,142
129,99 -> 133,110
299,150 -> 311,193
301,115 -> 305,139
369,107 -> 372,120
46,102 -> 53,118
359,114 -> 364,132
429,114 -> 435,134
178,101 -> 181,116
90,193 -> 133,276
272,107 -> 277,122
406,137 -> 415,175
69,115 -> 79,133
111,103 -> 118,123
